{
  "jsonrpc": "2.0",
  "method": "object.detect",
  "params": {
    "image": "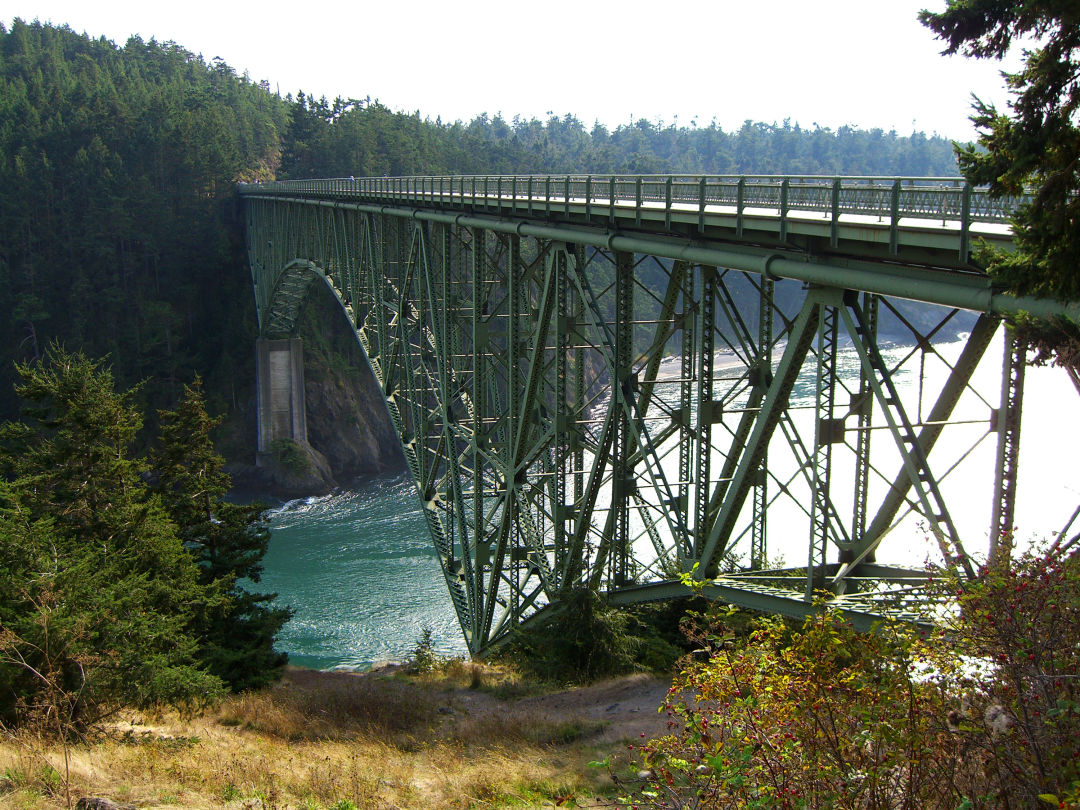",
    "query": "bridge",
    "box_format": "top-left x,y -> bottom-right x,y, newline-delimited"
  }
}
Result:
239,174 -> 1078,655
